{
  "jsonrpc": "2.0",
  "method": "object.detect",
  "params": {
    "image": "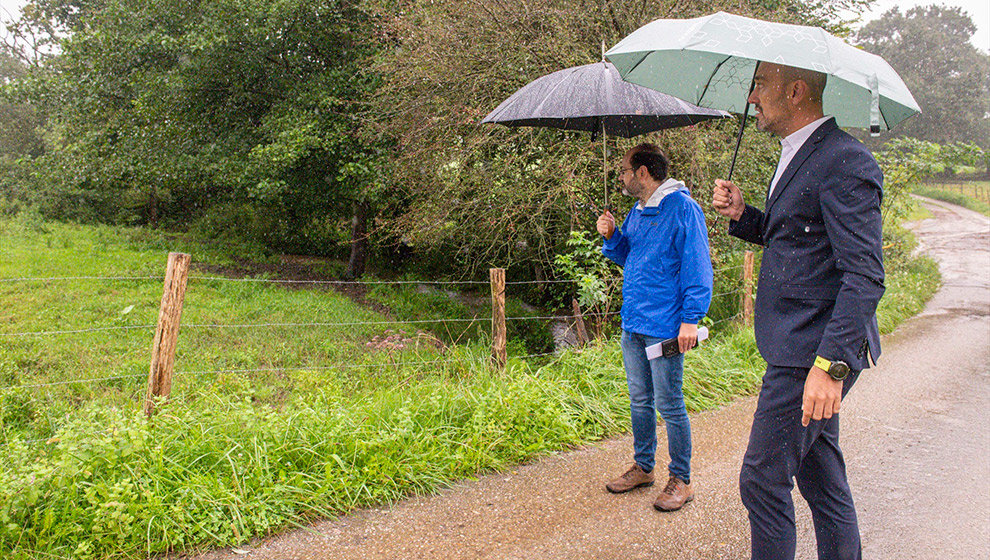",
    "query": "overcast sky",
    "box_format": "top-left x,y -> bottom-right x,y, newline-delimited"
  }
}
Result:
853,0 -> 989,52
1,0 -> 987,52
